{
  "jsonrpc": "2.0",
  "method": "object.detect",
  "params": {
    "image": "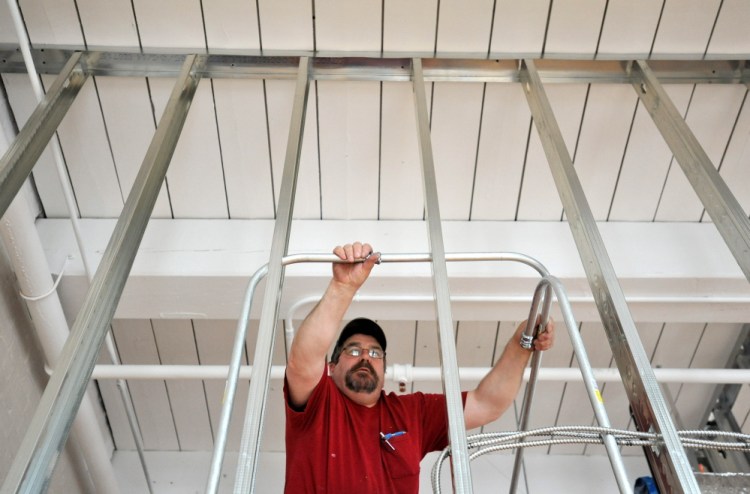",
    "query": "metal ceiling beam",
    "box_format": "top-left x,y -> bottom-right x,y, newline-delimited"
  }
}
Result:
412,57 -> 473,492
0,47 -> 748,84
0,52 -> 86,219
519,59 -> 700,493
631,60 -> 750,282
234,56 -> 311,494
0,54 -> 202,494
